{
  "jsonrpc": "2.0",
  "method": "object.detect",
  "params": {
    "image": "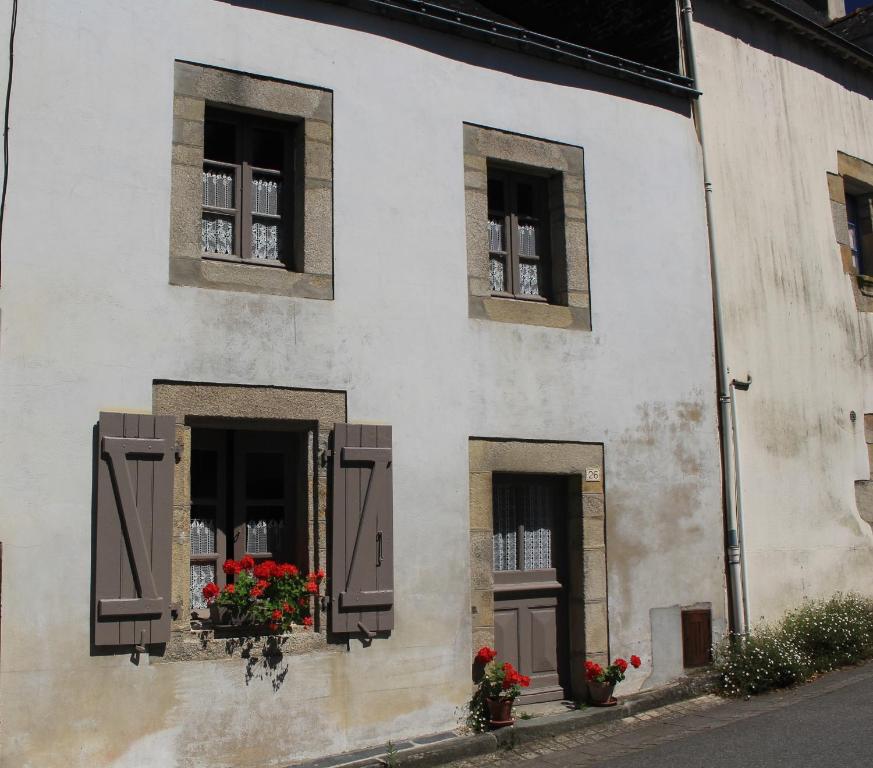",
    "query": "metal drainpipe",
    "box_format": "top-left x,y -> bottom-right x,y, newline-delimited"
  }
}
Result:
679,0 -> 747,636
731,376 -> 753,632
